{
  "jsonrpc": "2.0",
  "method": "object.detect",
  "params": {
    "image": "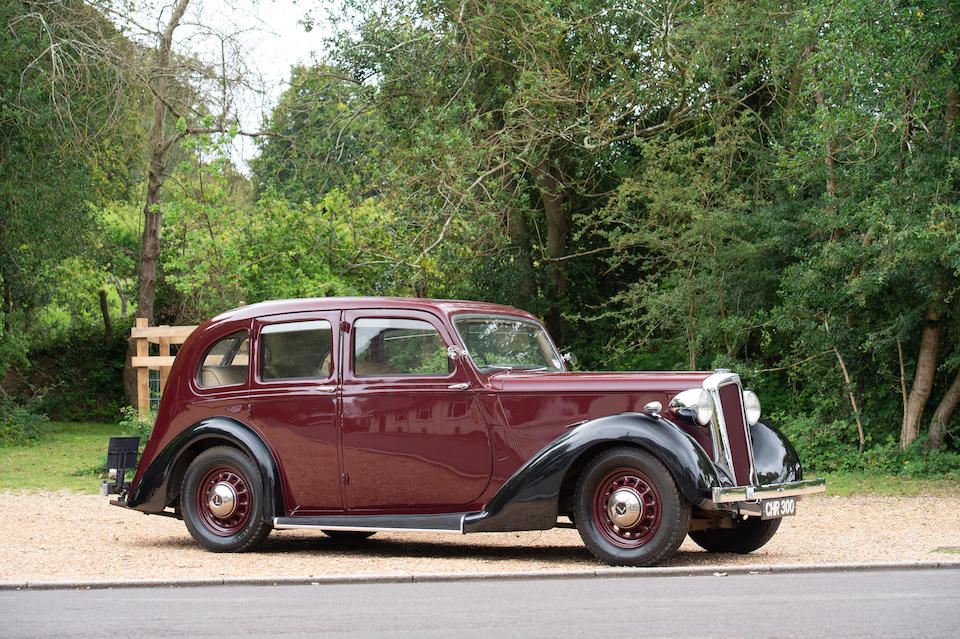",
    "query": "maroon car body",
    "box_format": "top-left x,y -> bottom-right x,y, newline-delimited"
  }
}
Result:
107,297 -> 824,566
